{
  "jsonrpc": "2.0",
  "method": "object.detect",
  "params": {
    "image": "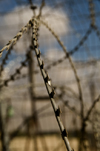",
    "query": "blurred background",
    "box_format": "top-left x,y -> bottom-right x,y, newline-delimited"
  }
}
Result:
0,0 -> 100,151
